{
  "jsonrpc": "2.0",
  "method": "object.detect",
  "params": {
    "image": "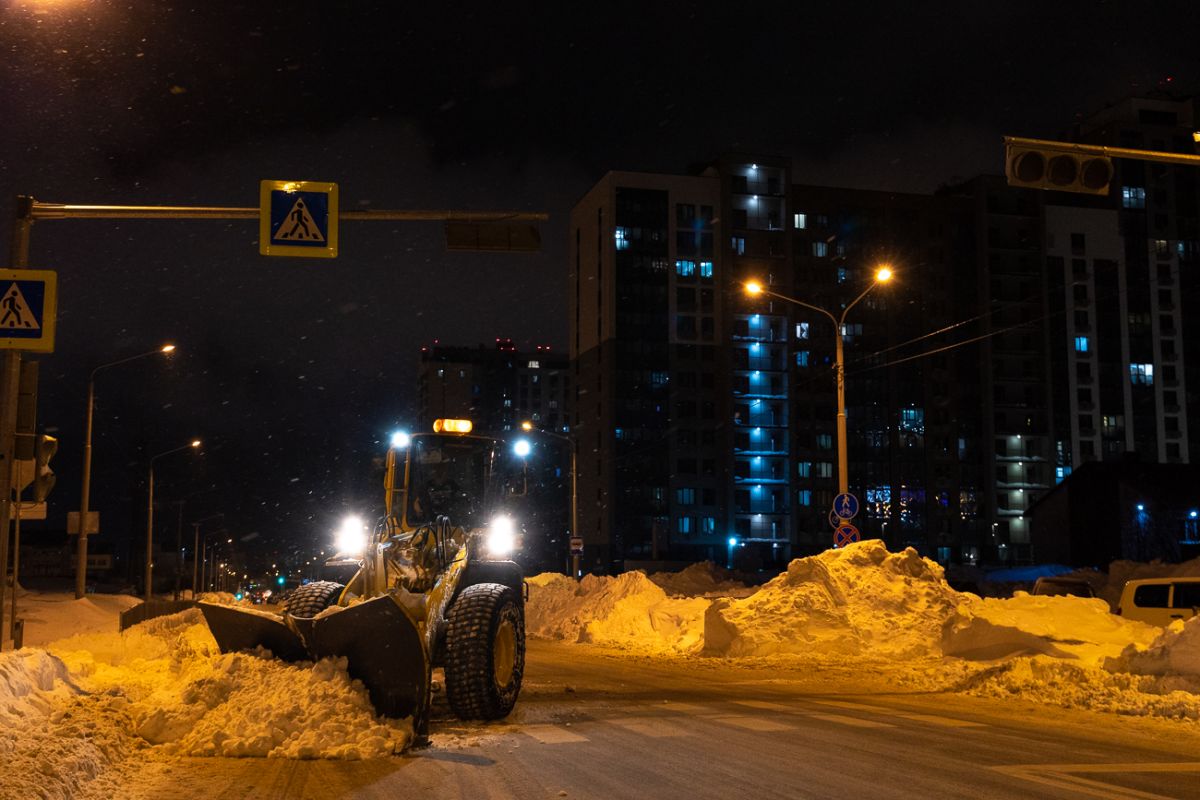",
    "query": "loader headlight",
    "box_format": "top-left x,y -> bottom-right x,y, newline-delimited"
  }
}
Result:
335,516 -> 368,556
486,515 -> 516,557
